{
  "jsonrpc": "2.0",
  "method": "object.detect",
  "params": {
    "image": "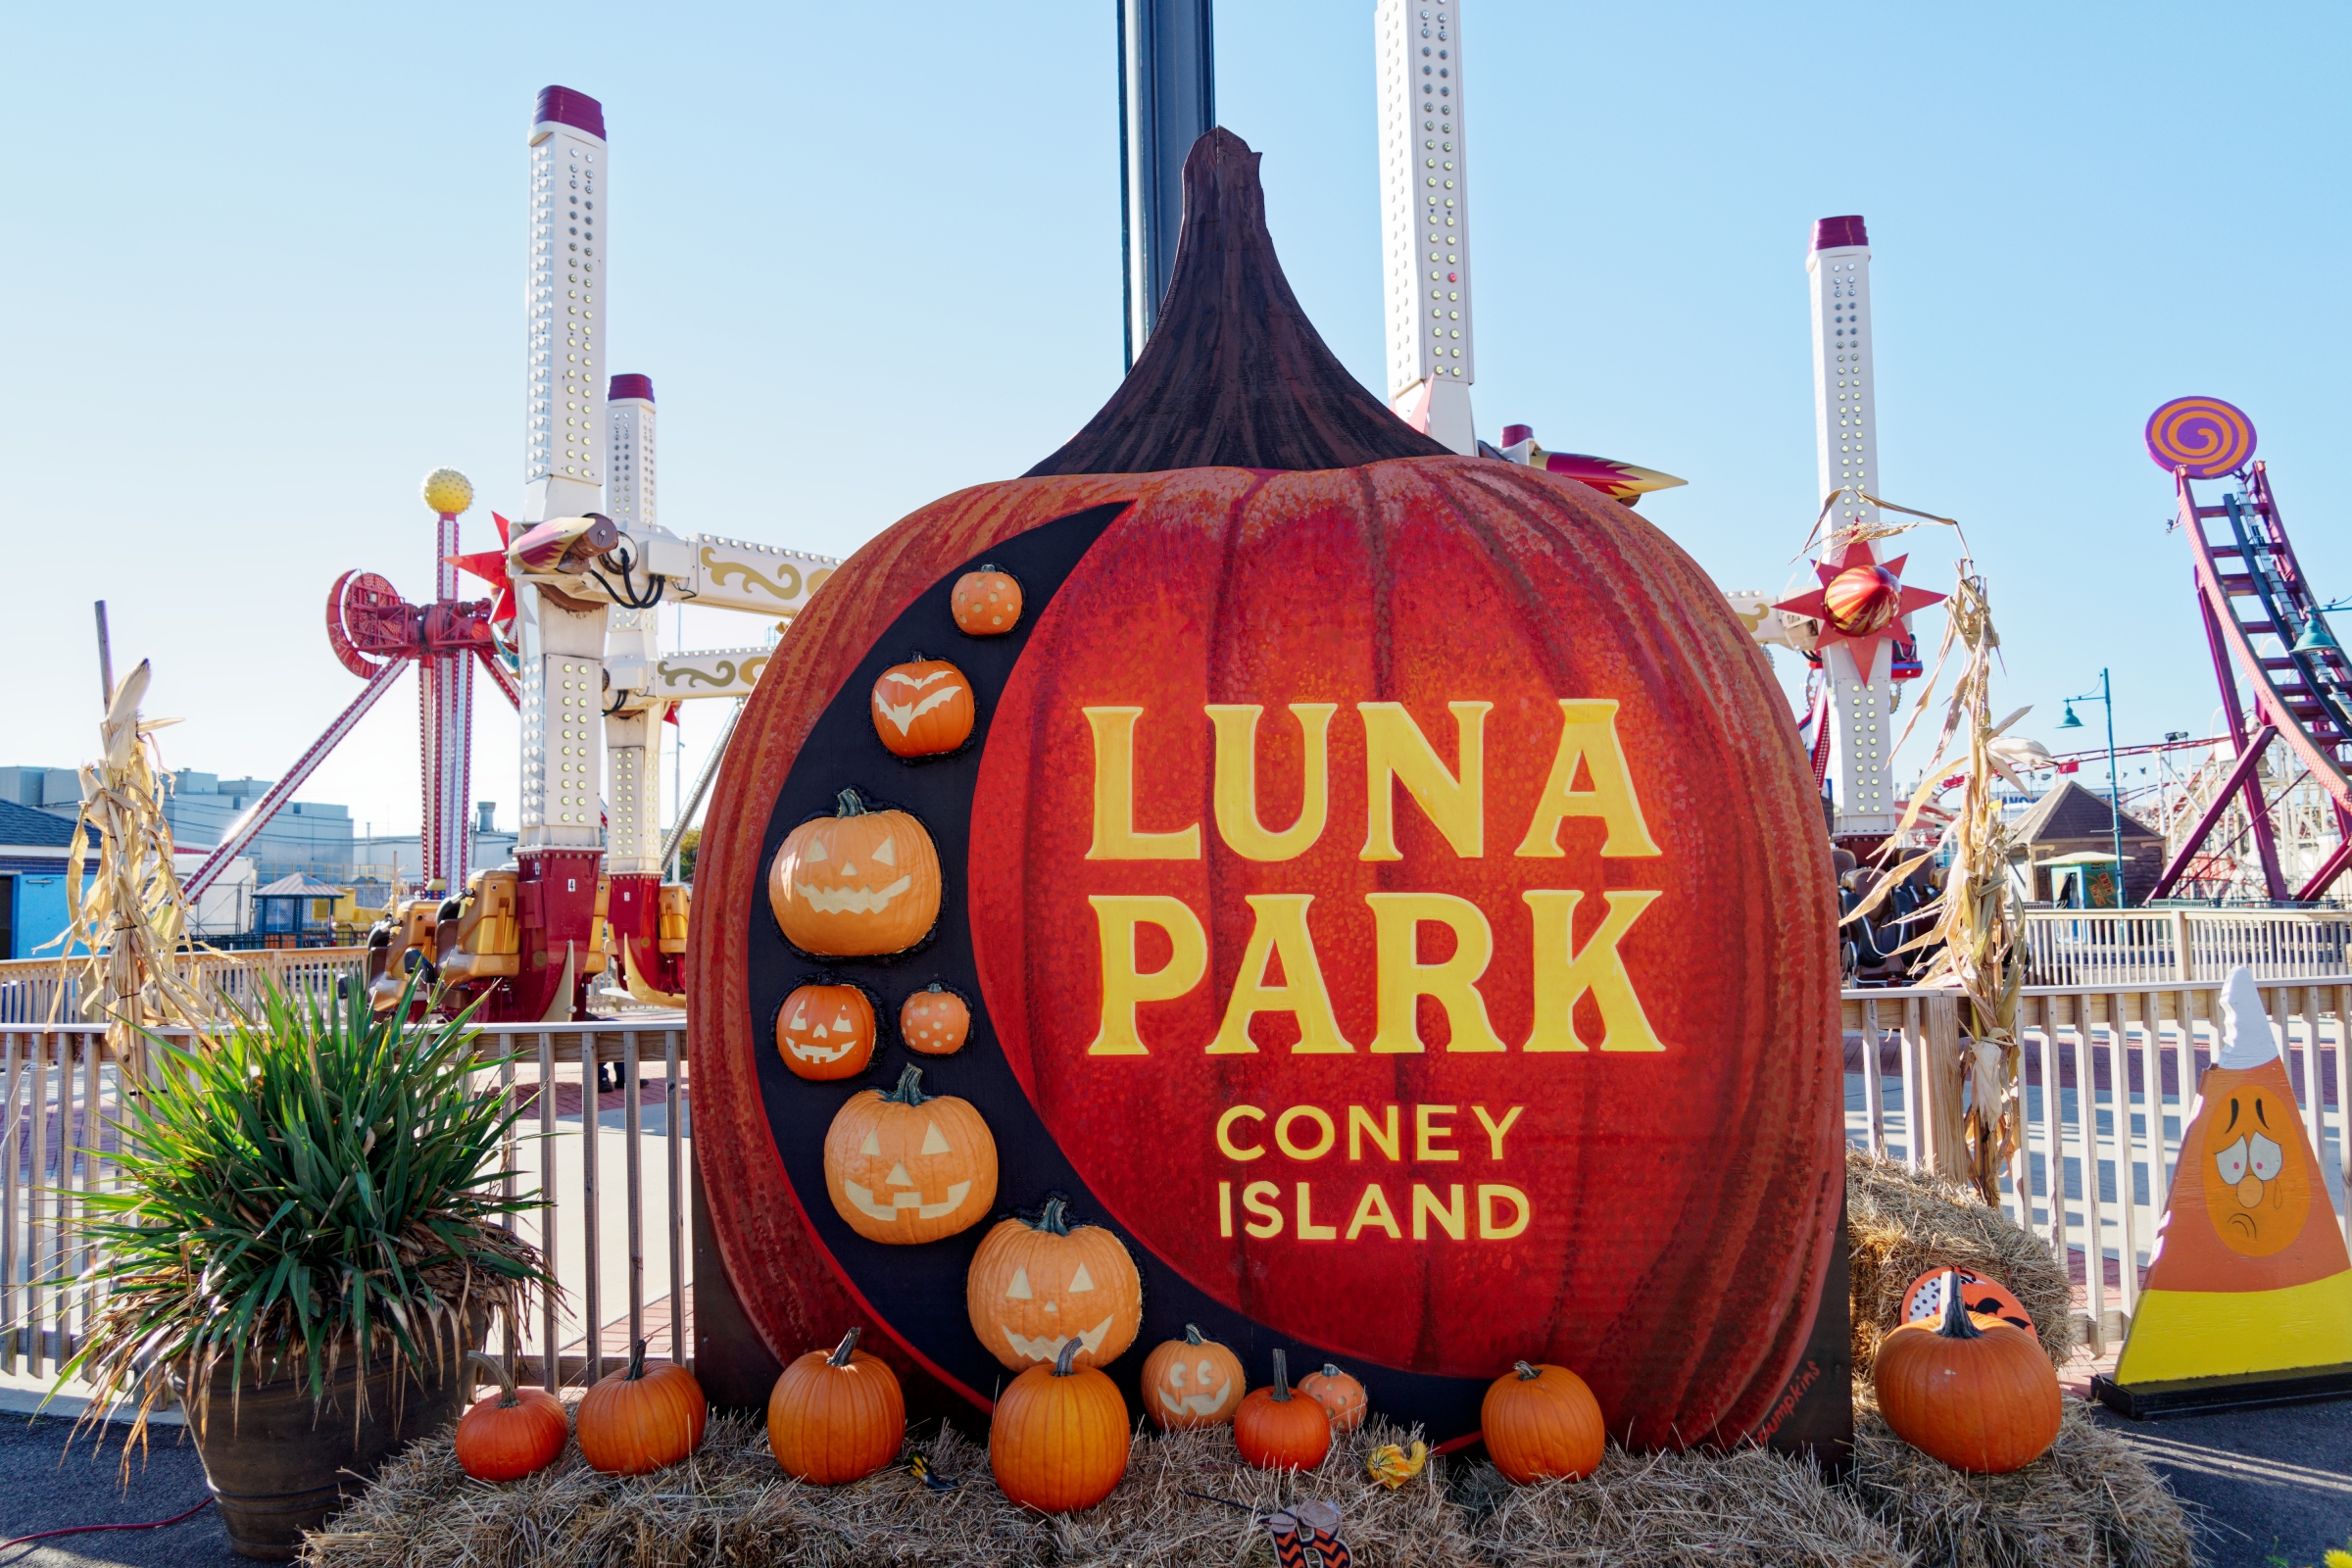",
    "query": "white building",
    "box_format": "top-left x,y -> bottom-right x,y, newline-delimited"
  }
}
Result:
1376,0 -> 1475,454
